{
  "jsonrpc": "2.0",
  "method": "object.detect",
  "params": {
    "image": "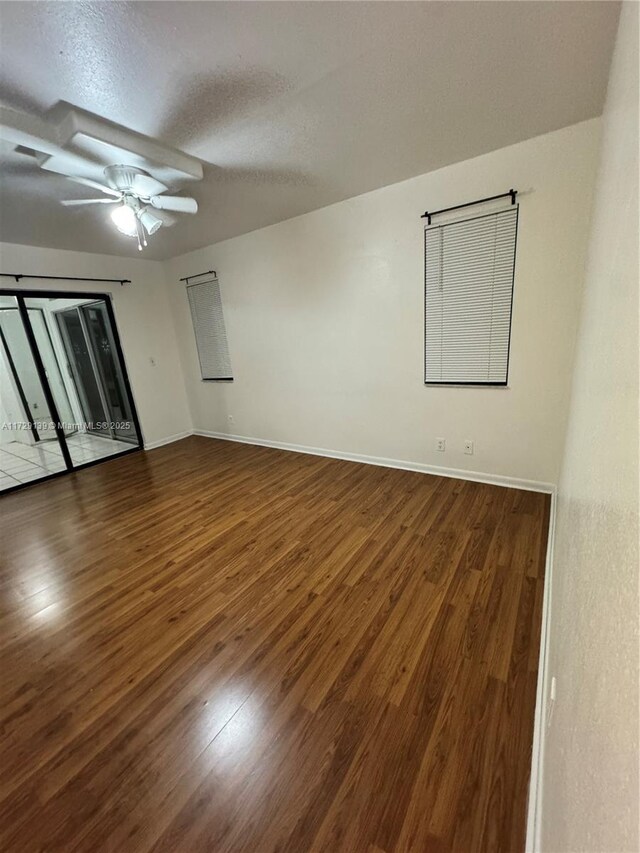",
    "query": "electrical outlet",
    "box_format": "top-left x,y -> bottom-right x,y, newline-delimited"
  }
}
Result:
436,438 -> 446,452
464,440 -> 474,455
547,676 -> 557,728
